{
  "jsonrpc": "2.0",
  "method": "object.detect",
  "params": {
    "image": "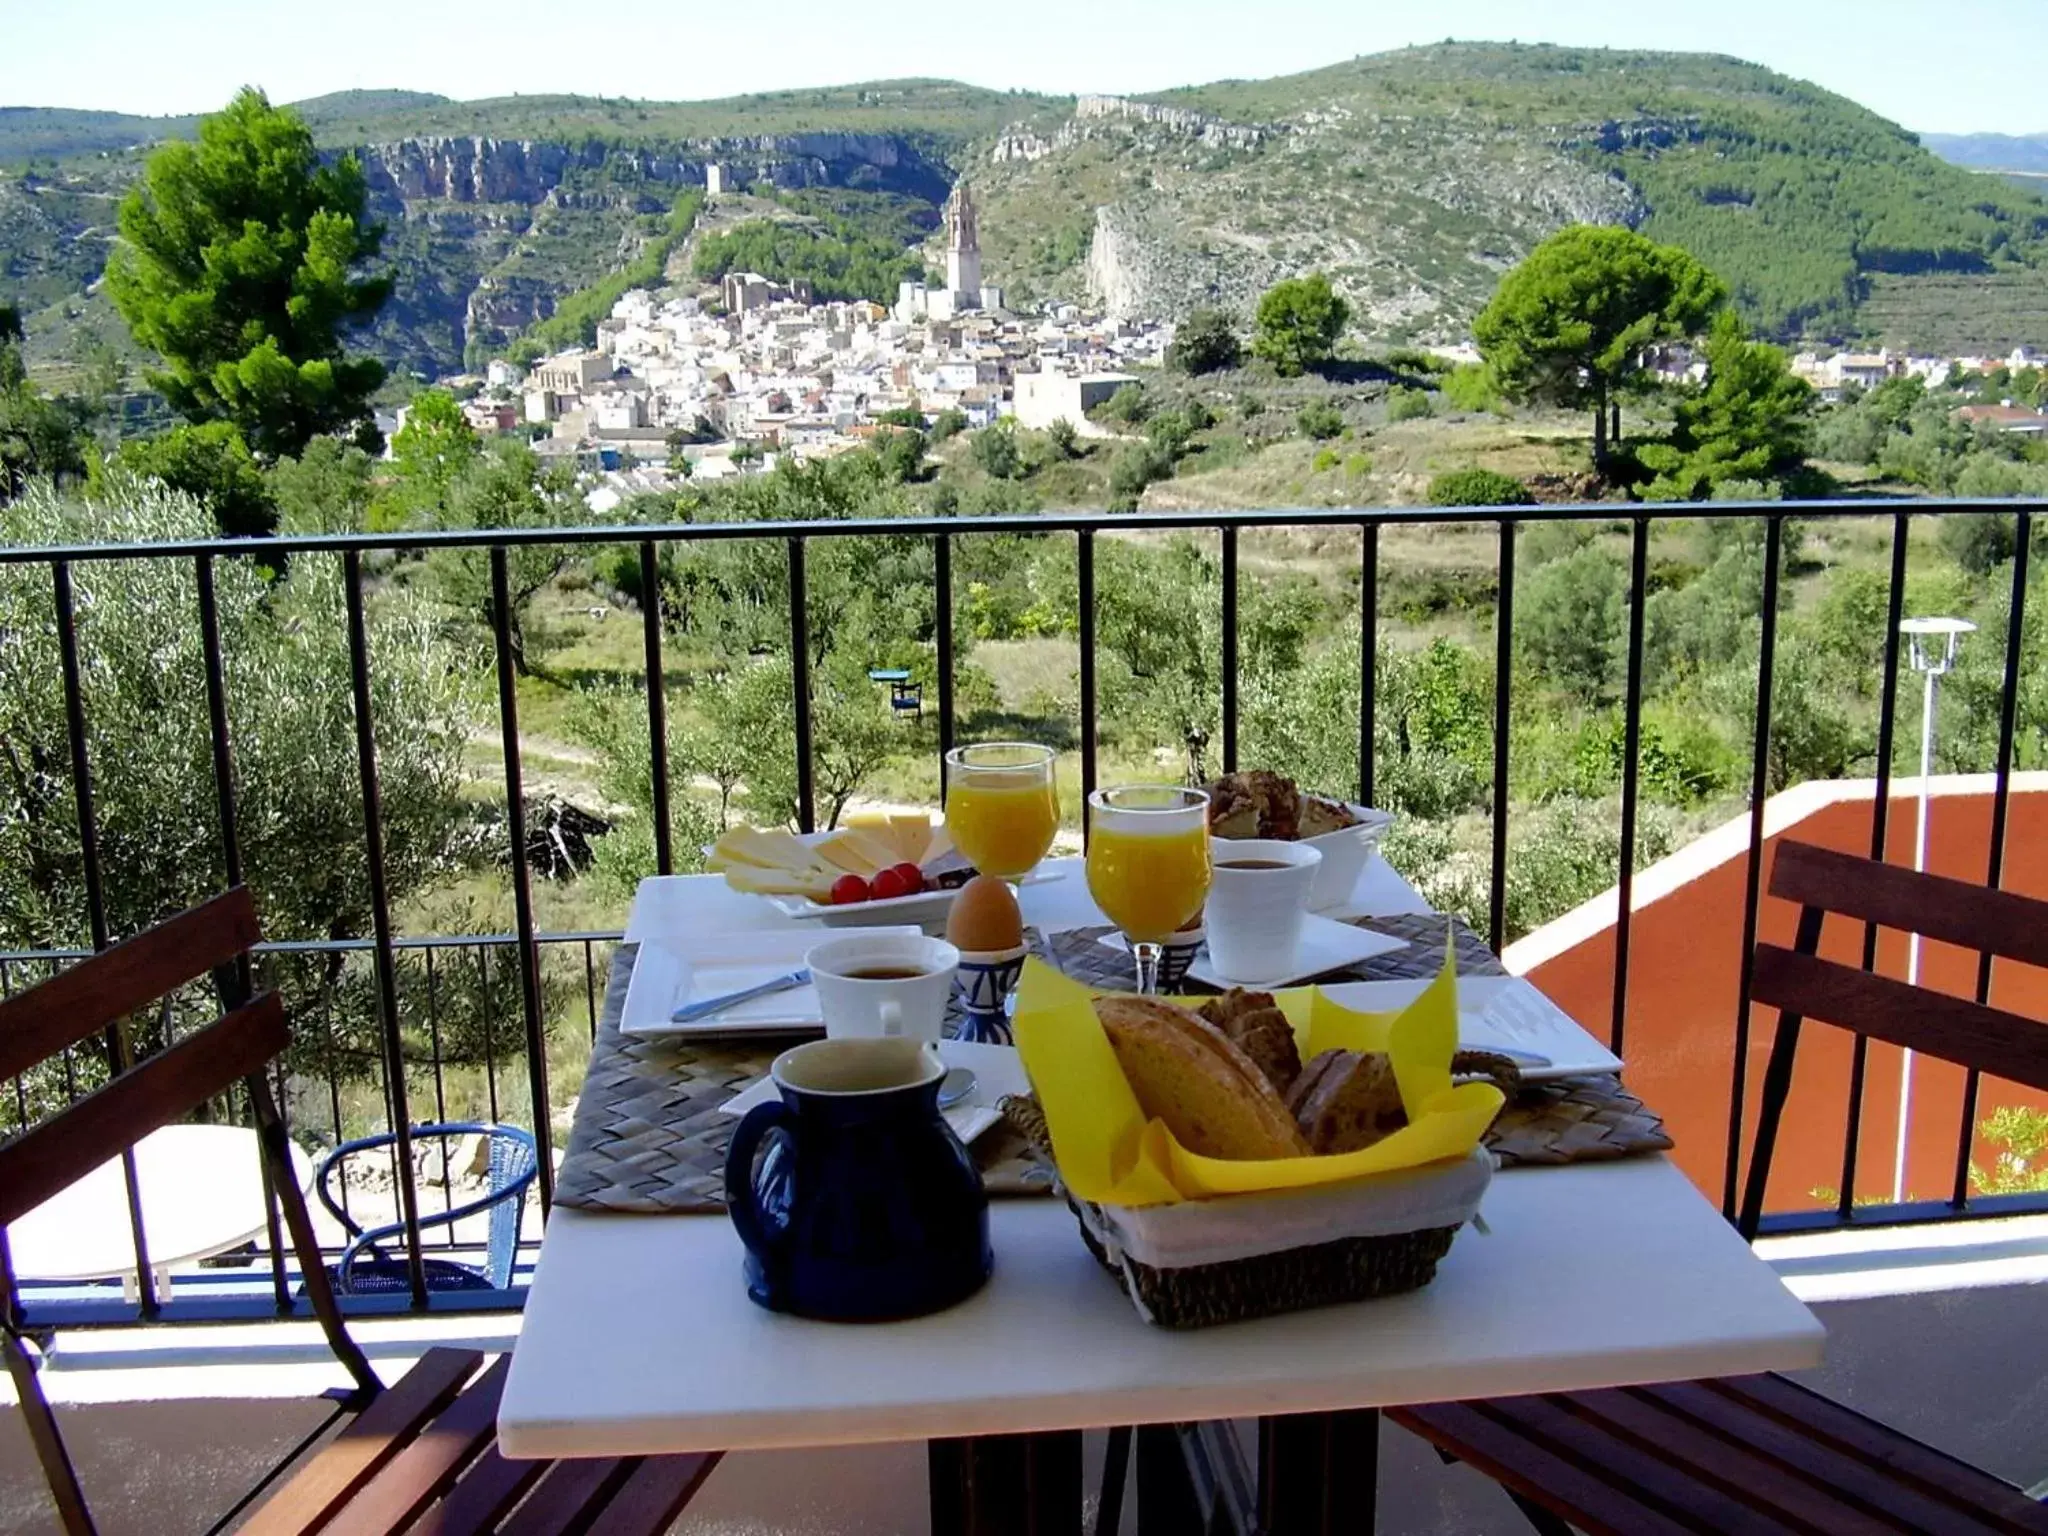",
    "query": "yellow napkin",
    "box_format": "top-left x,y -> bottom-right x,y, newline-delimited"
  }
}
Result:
1012,935 -> 1503,1206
